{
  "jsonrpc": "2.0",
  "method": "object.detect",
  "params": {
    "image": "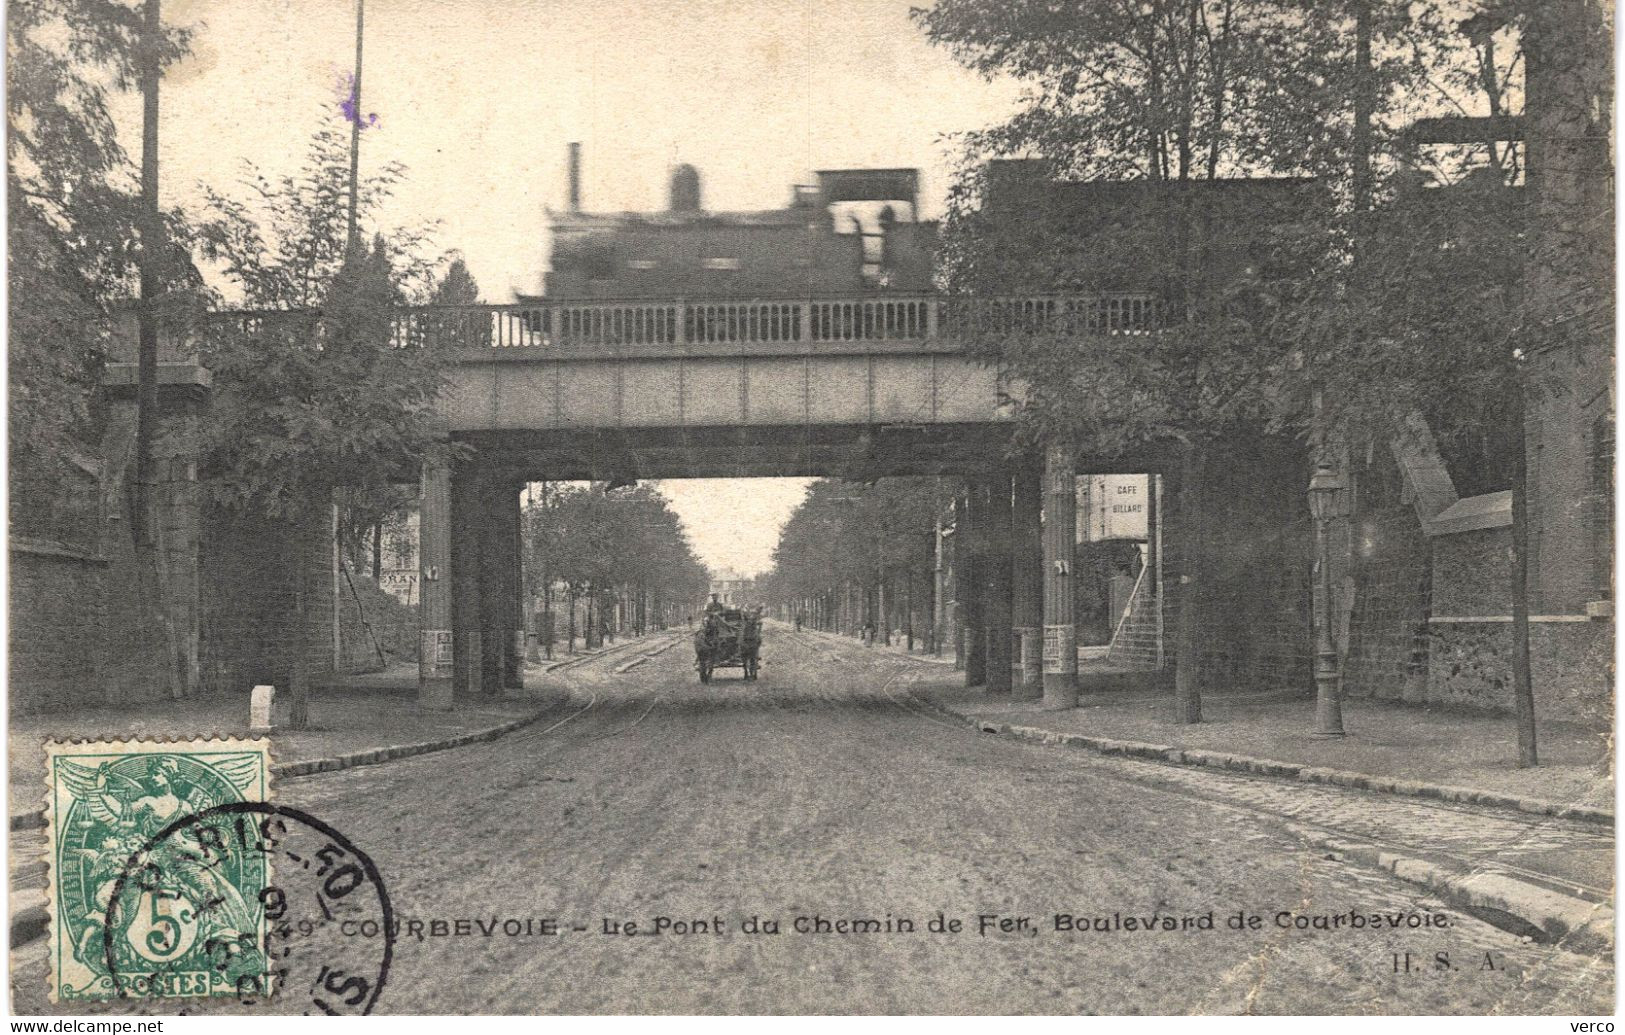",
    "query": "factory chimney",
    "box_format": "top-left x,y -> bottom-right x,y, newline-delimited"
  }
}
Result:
567,142 -> 582,212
